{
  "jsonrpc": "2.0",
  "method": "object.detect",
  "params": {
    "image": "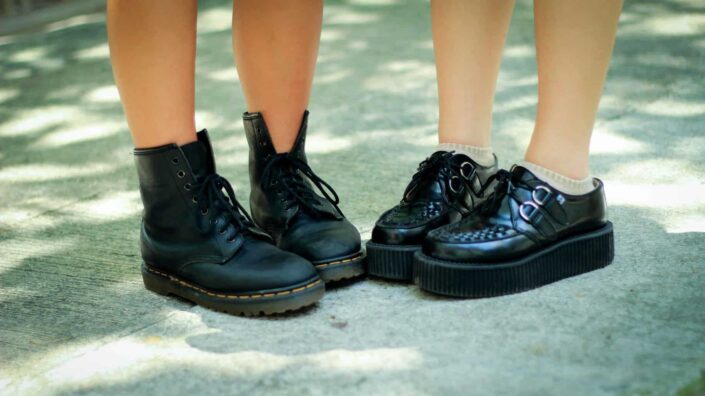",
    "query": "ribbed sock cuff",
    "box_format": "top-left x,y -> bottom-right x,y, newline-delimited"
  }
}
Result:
438,142 -> 495,167
519,160 -> 596,195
